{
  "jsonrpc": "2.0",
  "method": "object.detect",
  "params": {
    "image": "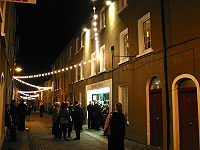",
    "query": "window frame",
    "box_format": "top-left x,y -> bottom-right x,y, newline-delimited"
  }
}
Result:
137,12 -> 153,57
118,0 -> 128,12
119,28 -> 129,64
100,6 -> 106,30
100,44 -> 106,72
91,52 -> 96,76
